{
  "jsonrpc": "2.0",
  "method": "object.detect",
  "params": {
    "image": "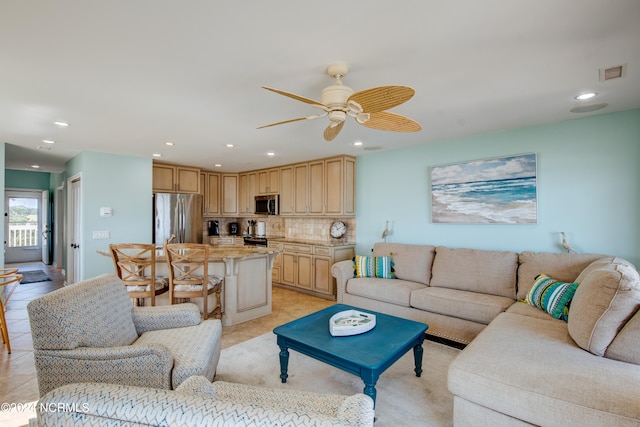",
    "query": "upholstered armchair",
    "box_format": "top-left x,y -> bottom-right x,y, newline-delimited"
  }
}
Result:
34,376 -> 375,426
27,274 -> 222,396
